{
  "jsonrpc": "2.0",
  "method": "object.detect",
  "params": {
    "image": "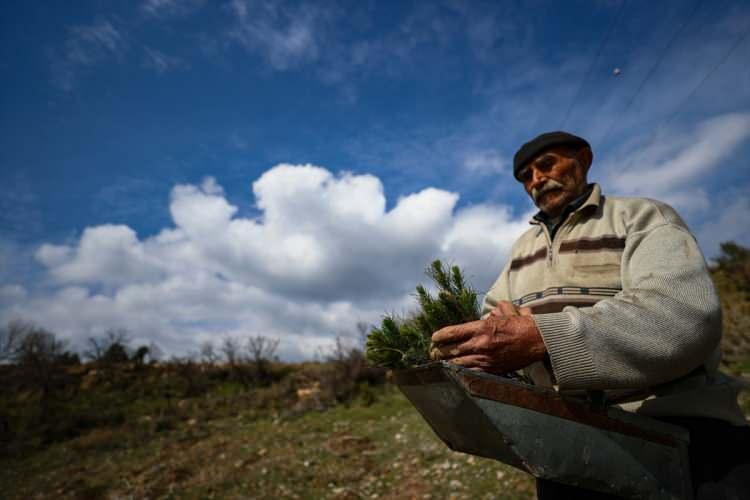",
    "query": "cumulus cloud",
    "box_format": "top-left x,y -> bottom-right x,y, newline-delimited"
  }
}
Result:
36,225 -> 165,288
2,165 -> 529,359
